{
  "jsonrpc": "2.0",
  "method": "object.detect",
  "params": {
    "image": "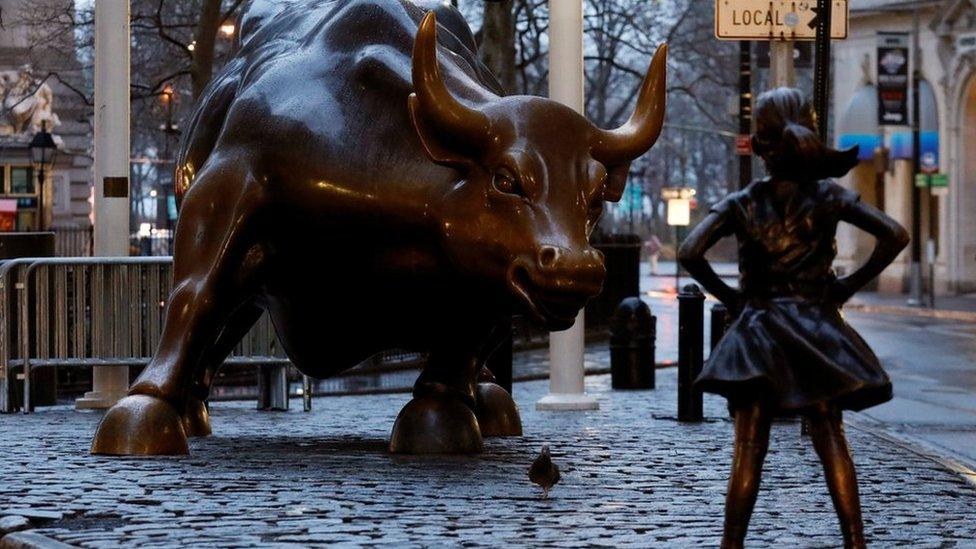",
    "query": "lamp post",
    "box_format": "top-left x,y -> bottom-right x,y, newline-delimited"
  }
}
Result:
28,121 -> 58,231
159,84 -> 178,235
